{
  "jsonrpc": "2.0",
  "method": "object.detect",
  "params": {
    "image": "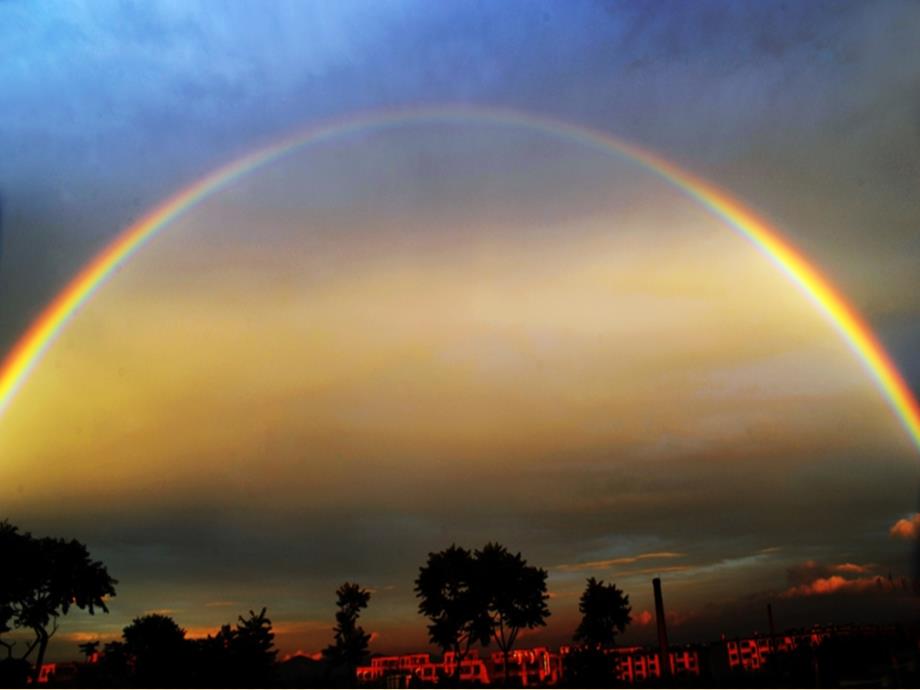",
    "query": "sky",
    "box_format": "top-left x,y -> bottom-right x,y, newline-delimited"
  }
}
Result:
1,0 -> 919,662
